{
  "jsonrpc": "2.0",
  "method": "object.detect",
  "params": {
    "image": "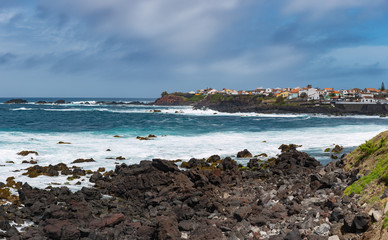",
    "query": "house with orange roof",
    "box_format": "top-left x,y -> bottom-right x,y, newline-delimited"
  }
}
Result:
287,88 -> 299,99
365,88 -> 377,93
324,88 -> 334,92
